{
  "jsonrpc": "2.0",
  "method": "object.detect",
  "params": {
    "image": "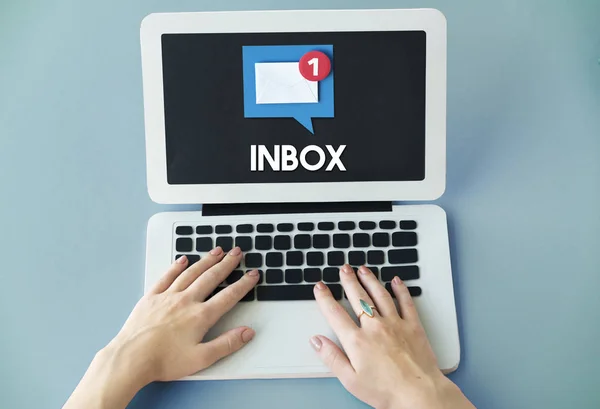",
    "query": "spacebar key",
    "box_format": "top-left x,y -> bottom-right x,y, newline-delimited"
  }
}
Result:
257,284 -> 343,301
